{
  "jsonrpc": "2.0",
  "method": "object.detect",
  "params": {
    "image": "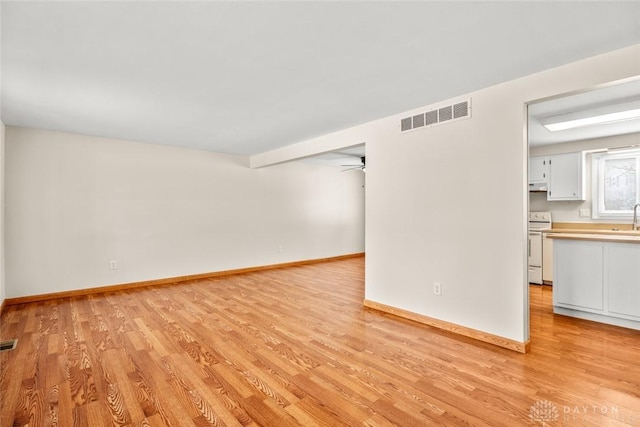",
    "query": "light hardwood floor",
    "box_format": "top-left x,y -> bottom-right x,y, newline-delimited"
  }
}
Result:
1,257 -> 639,426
